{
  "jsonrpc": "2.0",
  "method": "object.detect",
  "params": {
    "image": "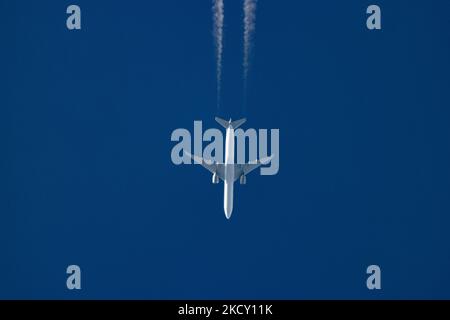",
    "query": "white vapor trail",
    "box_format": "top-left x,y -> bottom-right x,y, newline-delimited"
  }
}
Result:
243,0 -> 257,85
213,0 -> 224,107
